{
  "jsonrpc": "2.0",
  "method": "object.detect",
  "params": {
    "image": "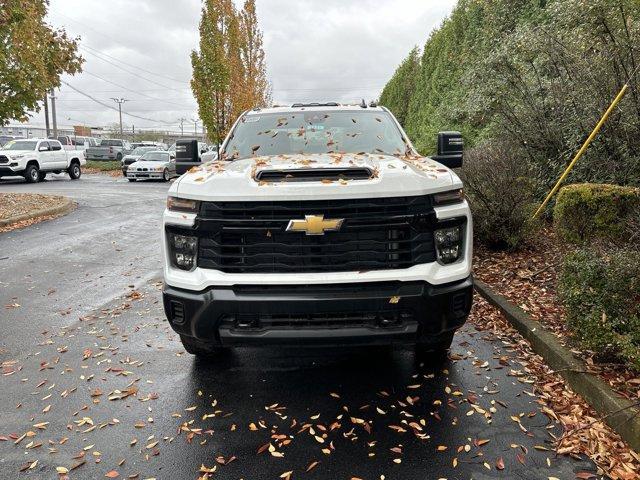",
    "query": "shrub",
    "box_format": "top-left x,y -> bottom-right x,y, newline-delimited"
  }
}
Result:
559,248 -> 640,371
554,183 -> 640,244
461,140 -> 539,250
